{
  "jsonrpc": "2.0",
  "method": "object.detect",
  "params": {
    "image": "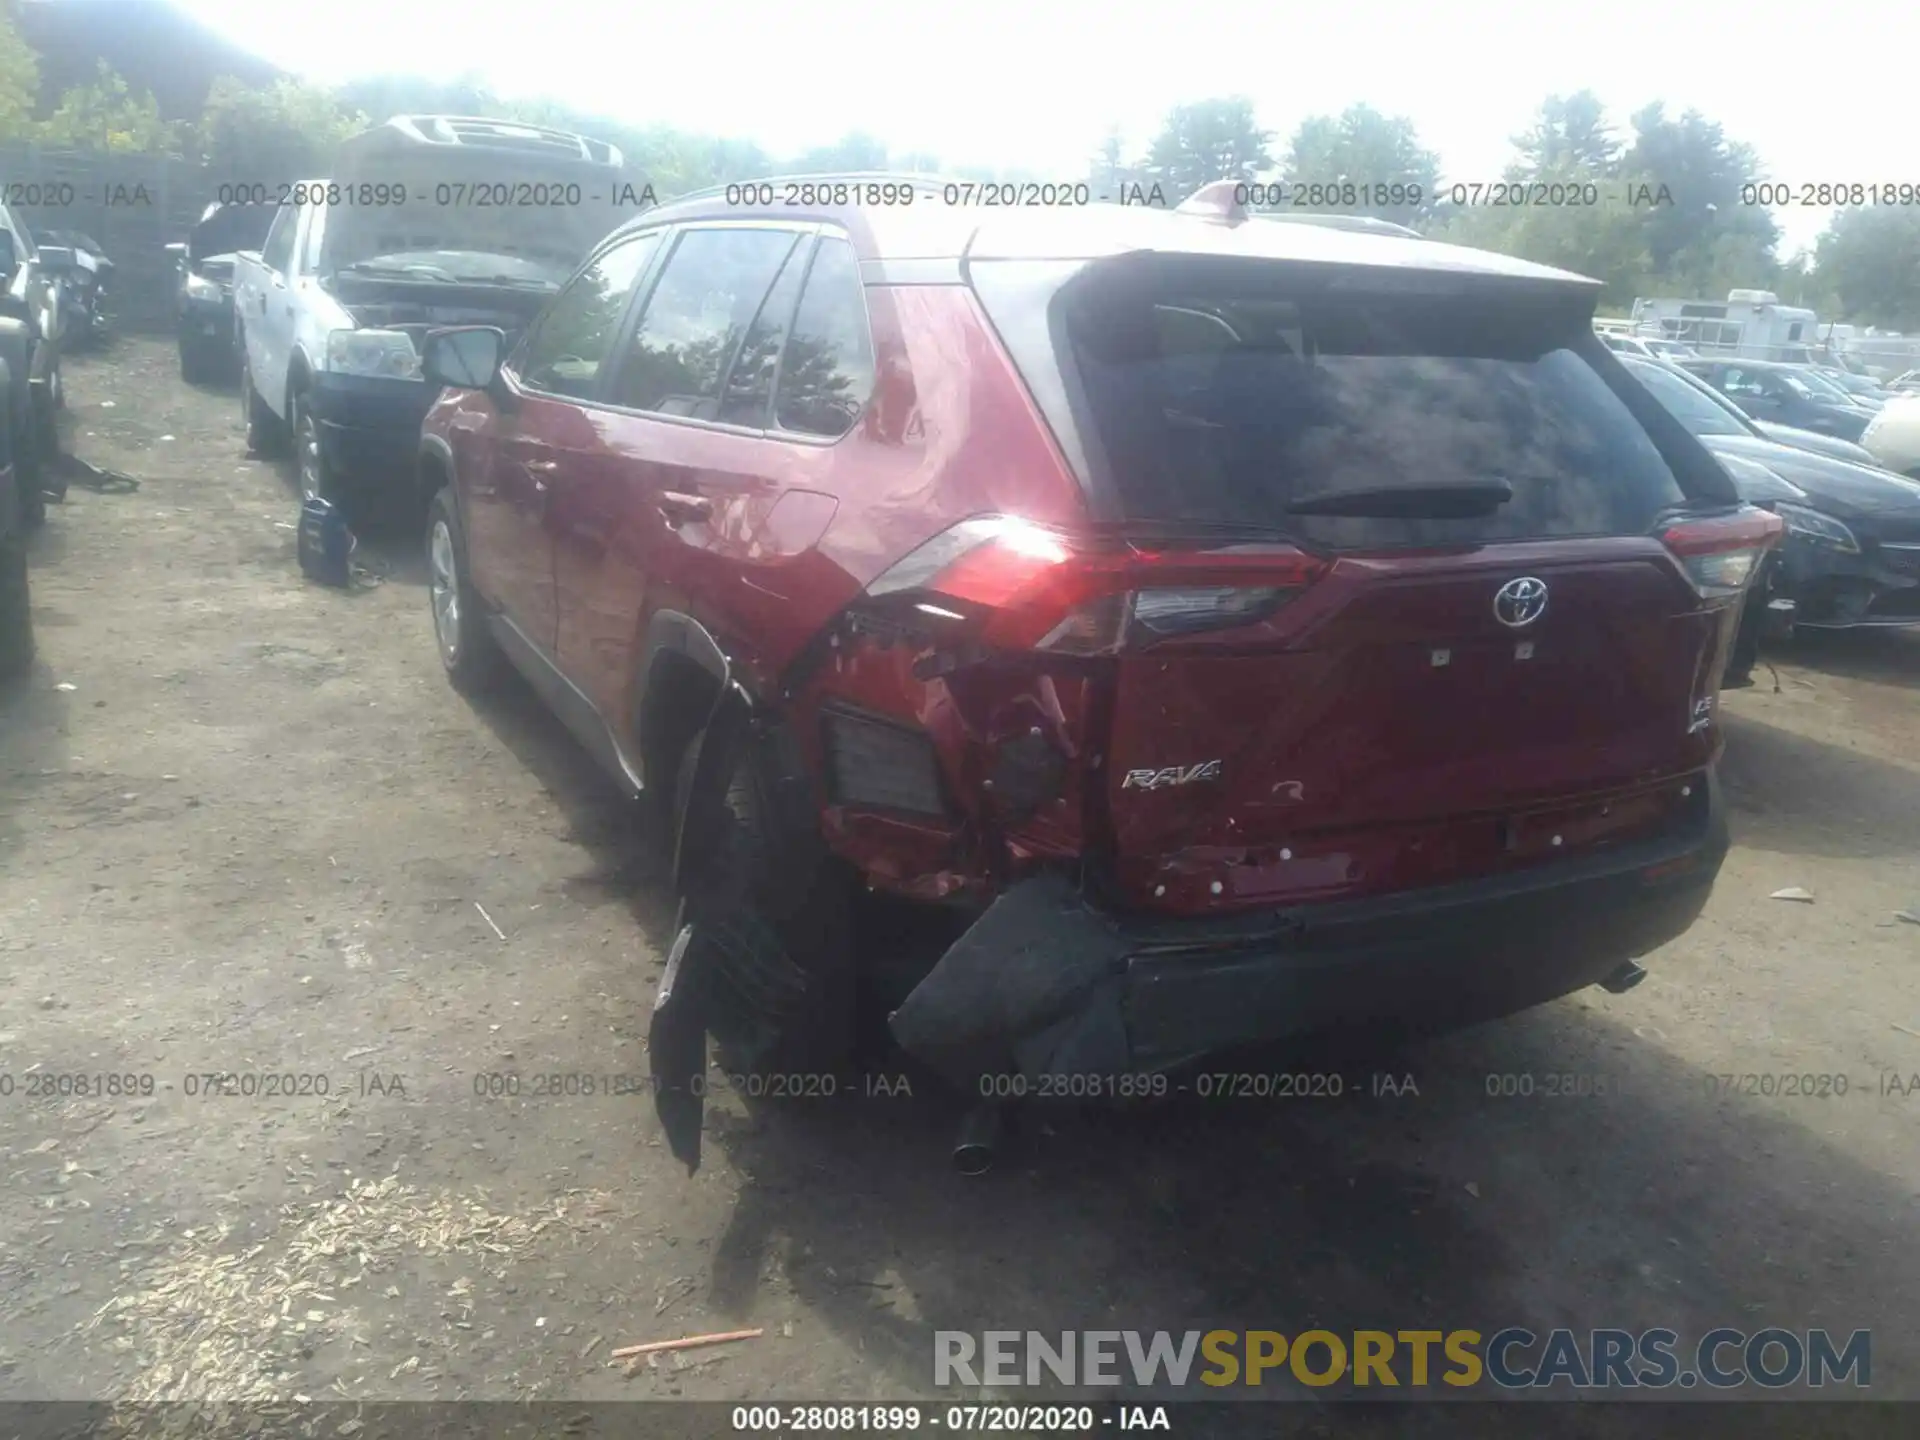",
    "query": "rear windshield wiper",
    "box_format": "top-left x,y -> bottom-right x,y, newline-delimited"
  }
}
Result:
1286,479 -> 1515,519
1096,516 -> 1329,554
